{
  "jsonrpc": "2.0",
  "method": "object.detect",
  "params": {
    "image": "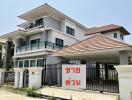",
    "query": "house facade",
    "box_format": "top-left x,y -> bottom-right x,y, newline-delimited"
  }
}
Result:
0,3 -> 131,91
